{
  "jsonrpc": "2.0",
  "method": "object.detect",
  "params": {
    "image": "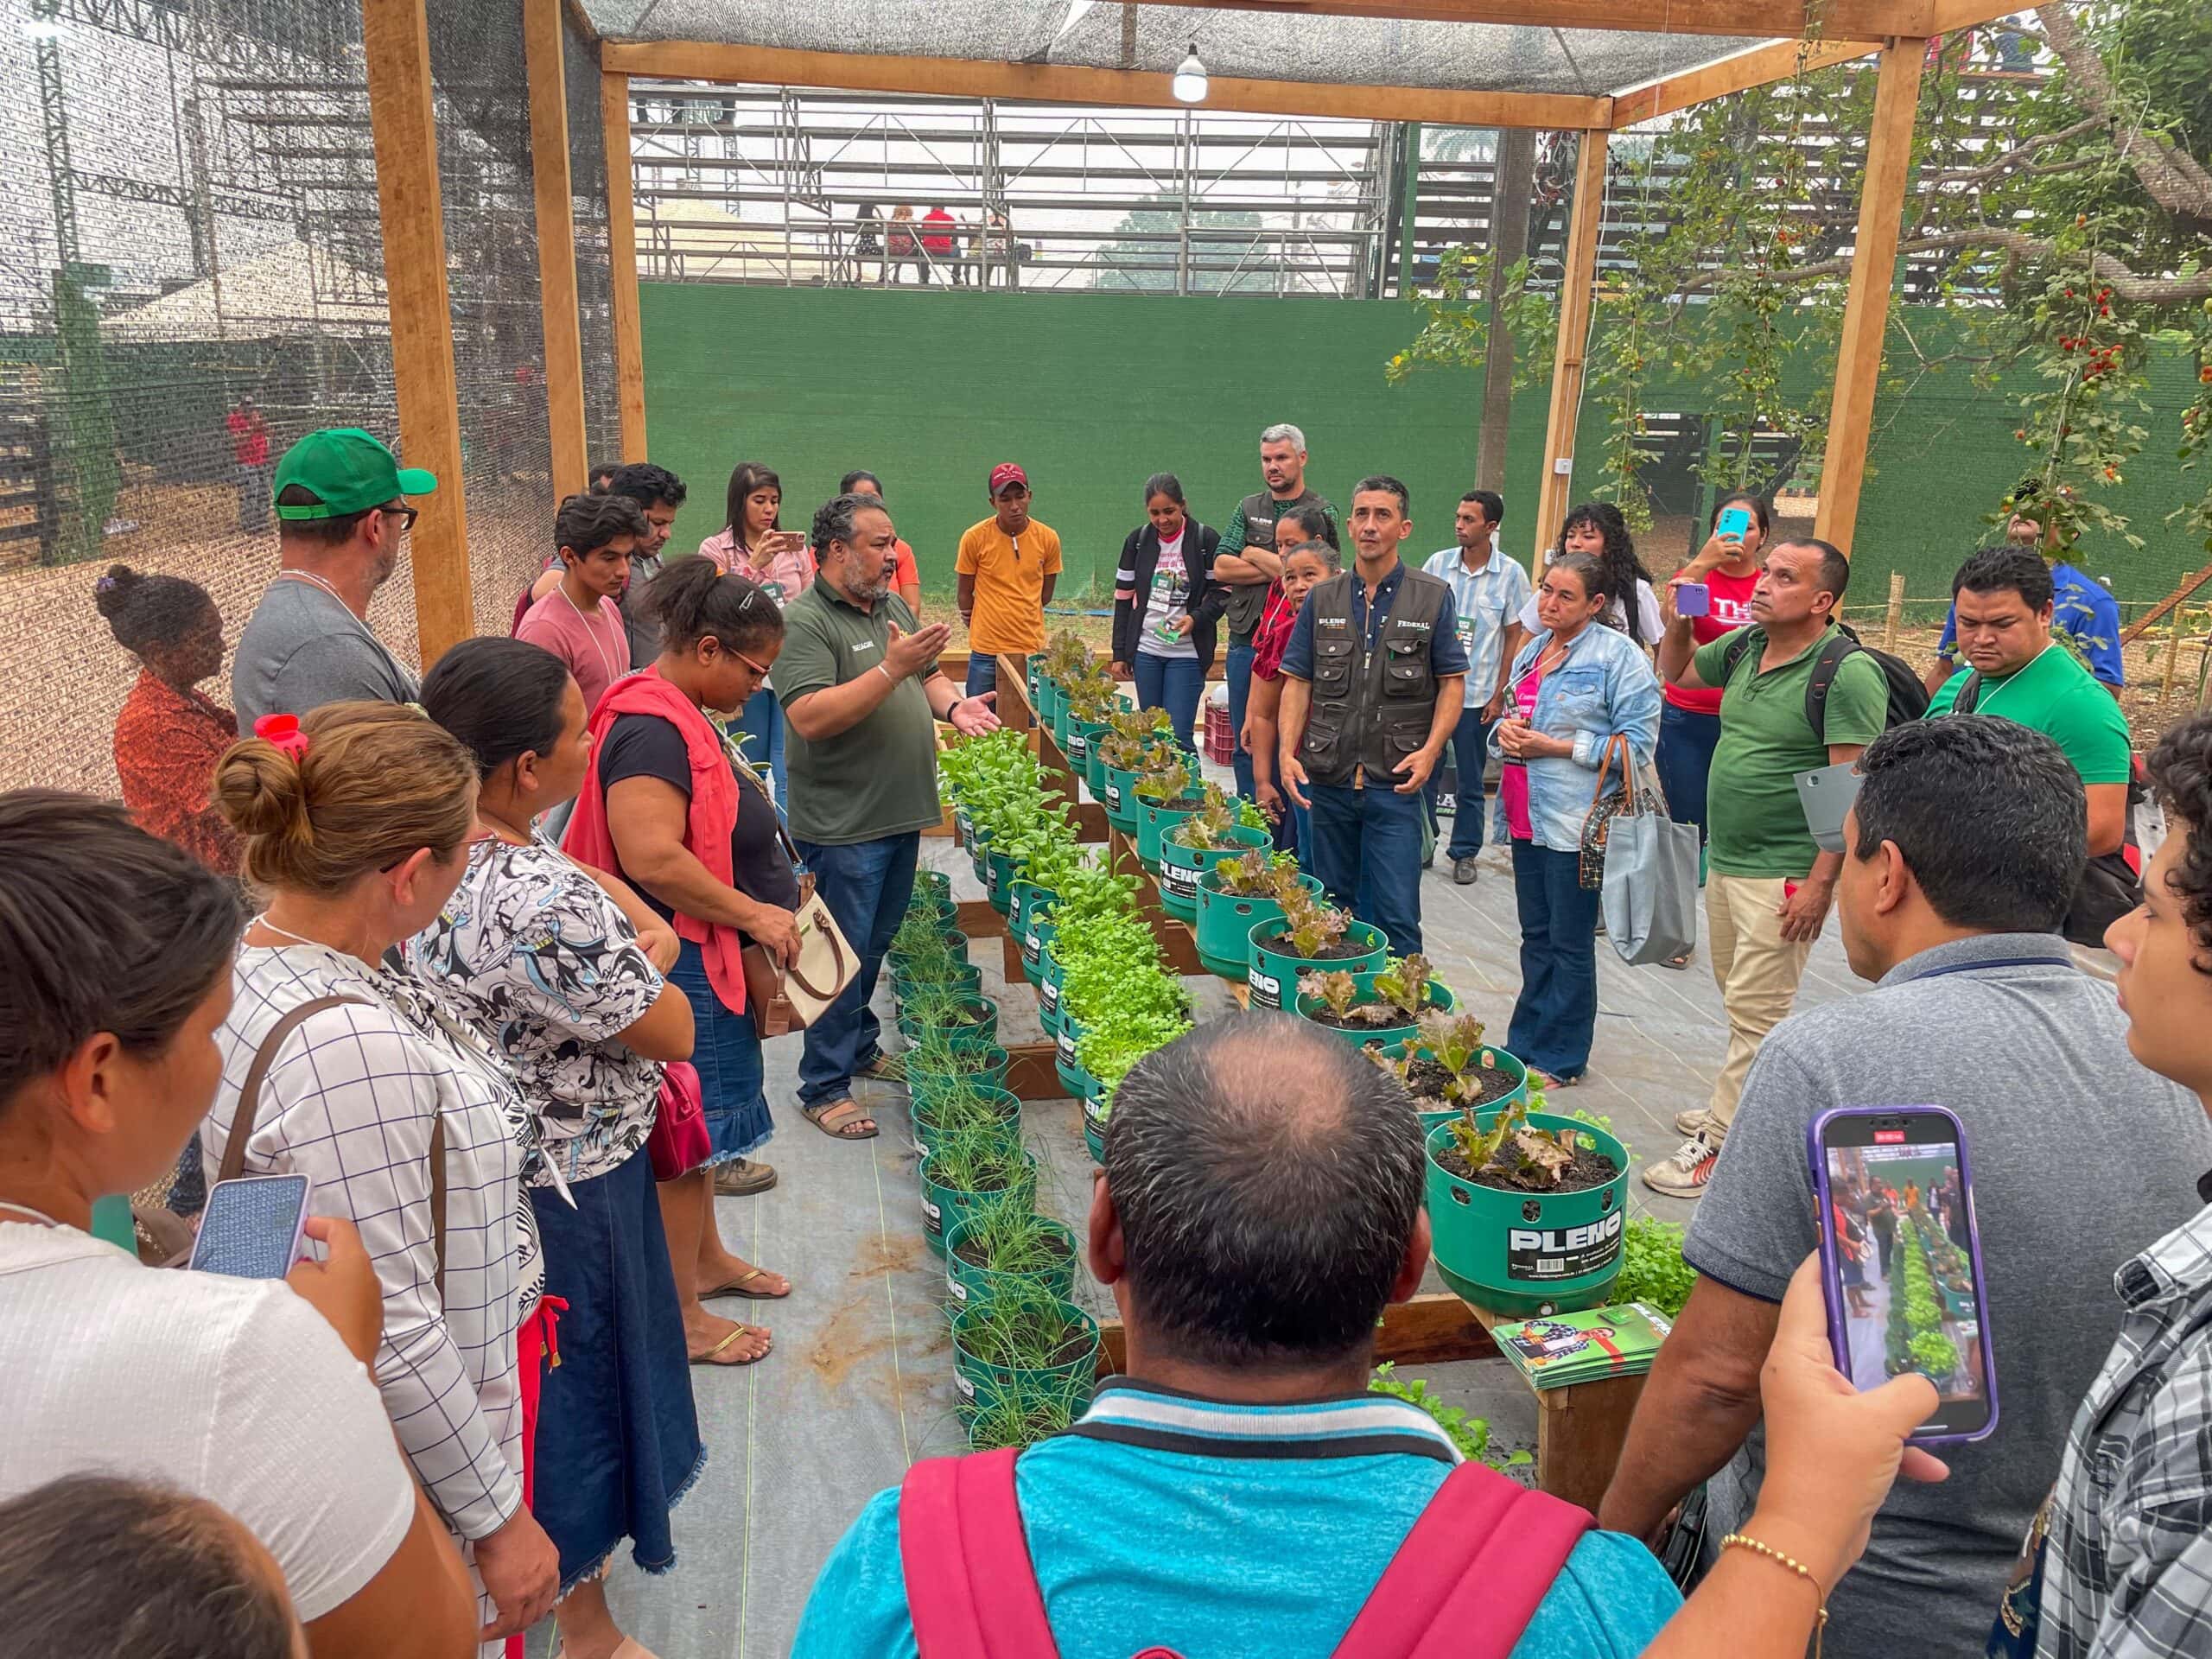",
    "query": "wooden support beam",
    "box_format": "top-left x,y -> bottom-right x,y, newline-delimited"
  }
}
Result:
361,0 -> 472,664
600,69 -> 647,462
1529,130 -> 1610,568
1814,39 -> 1928,556
1003,1040 -> 1064,1103
1608,36 -> 1876,128
524,0 -> 588,503
600,41 -> 1605,130
1090,0 -> 2008,36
